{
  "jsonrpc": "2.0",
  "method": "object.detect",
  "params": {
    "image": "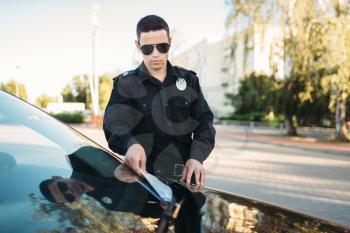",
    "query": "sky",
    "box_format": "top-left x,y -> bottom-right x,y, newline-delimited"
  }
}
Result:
0,0 -> 230,103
